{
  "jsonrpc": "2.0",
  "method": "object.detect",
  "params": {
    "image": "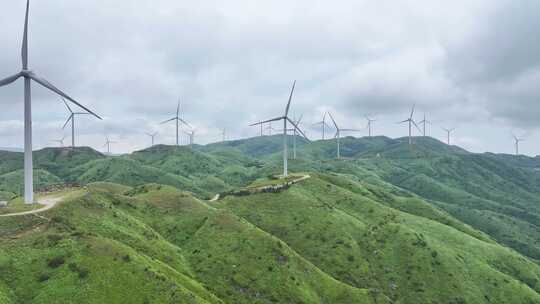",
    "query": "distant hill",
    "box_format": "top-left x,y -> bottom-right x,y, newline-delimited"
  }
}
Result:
0,147 -> 23,153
